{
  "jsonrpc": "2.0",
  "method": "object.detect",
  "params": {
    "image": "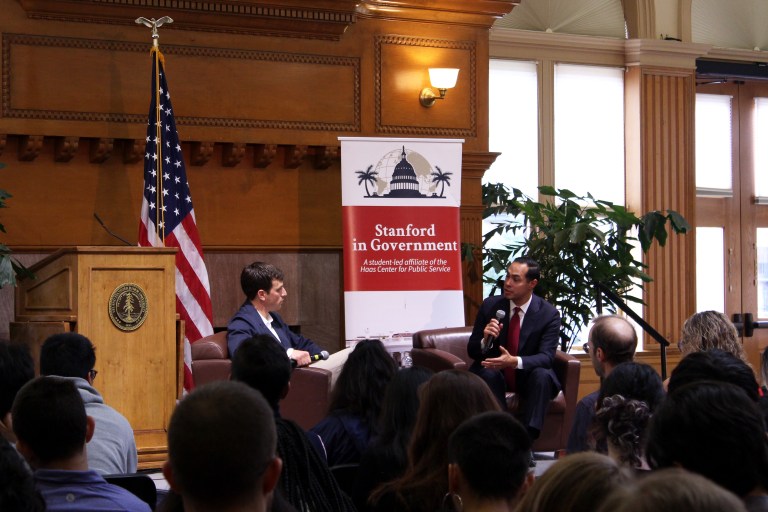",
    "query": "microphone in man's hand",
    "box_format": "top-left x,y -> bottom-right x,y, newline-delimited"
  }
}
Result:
291,350 -> 330,368
482,310 -> 506,354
